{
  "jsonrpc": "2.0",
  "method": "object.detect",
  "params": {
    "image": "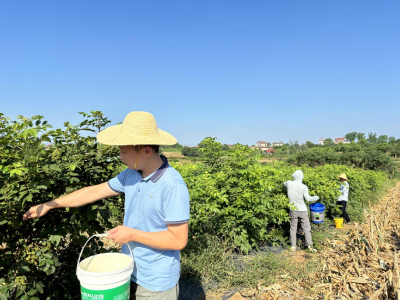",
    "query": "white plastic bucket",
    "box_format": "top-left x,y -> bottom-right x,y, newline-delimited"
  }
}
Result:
76,233 -> 134,300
